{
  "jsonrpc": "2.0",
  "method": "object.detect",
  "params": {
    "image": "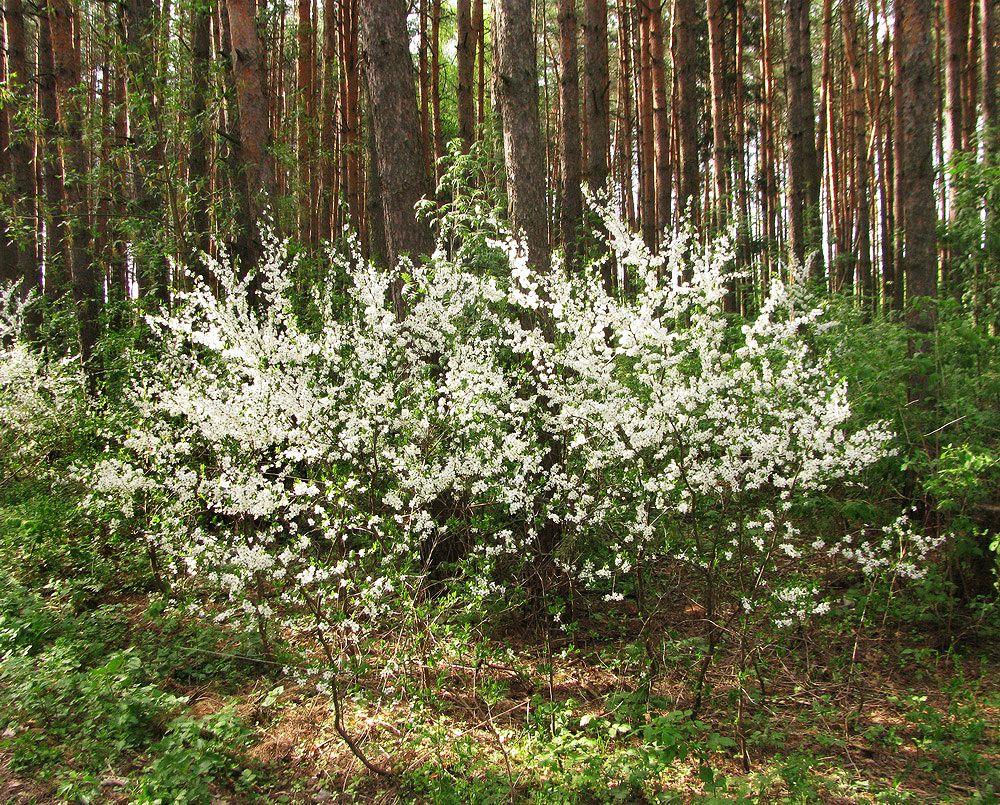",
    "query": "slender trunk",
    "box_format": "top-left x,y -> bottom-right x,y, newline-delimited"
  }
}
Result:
475,0 -> 487,133
48,0 -> 99,381
220,0 -> 267,275
419,0 -> 431,179
980,0 -> 996,330
340,0 -> 362,233
319,0 -> 337,241
673,0 -> 698,225
297,0 -> 314,244
0,9 -> 15,288
785,0 -> 822,275
3,0 -> 38,298
706,0 -> 728,229
617,0 -> 636,232
431,0 -> 444,179
734,0 -> 750,302
125,0 -> 171,303
761,0 -> 779,279
636,0 -> 655,247
558,0 -> 582,270
645,0 -> 669,234
981,0 -> 996,161
190,0 -> 212,259
457,0 -> 475,151
583,0 -> 610,195
843,0 -> 872,300
898,0 -> 938,397
36,1 -> 67,298
944,0 -> 970,219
